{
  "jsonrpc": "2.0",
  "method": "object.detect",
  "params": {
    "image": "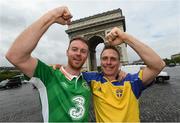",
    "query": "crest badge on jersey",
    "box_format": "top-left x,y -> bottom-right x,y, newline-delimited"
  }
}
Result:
116,89 -> 123,97
82,82 -> 90,90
